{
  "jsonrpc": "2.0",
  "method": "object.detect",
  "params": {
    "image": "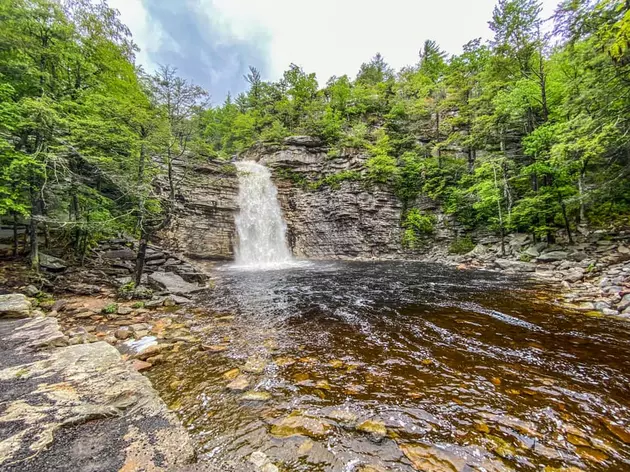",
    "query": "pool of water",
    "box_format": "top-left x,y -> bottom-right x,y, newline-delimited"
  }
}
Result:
147,261 -> 630,471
